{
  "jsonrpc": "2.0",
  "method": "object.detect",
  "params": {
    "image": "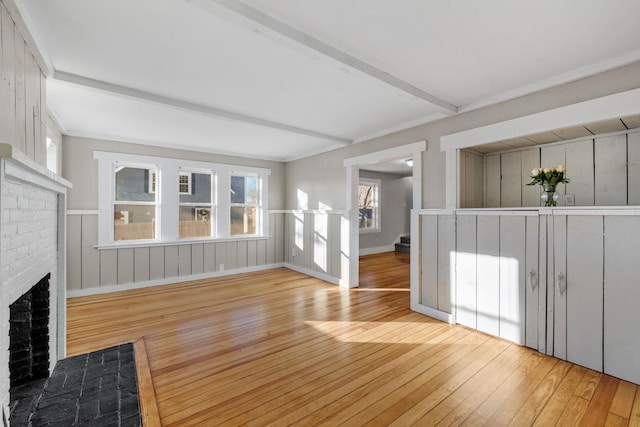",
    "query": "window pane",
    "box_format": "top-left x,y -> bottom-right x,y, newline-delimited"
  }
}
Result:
231,175 -> 258,205
114,204 -> 156,240
231,206 -> 257,235
244,176 -> 258,204
180,173 -> 211,203
116,167 -> 156,202
230,176 -> 245,204
358,183 -> 378,230
179,206 -> 211,238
